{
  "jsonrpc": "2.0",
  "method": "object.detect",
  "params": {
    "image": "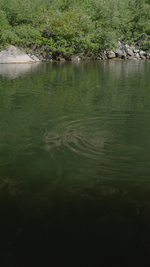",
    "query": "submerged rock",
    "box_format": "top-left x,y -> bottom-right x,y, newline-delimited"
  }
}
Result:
0,45 -> 40,64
